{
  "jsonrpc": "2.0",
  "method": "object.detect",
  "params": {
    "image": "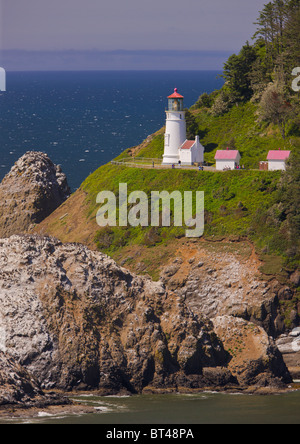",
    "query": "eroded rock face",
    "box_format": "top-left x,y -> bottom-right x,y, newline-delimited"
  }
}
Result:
161,250 -> 279,336
0,152 -> 70,238
0,235 -> 232,395
159,242 -> 294,385
212,316 -> 290,388
0,235 -> 292,406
